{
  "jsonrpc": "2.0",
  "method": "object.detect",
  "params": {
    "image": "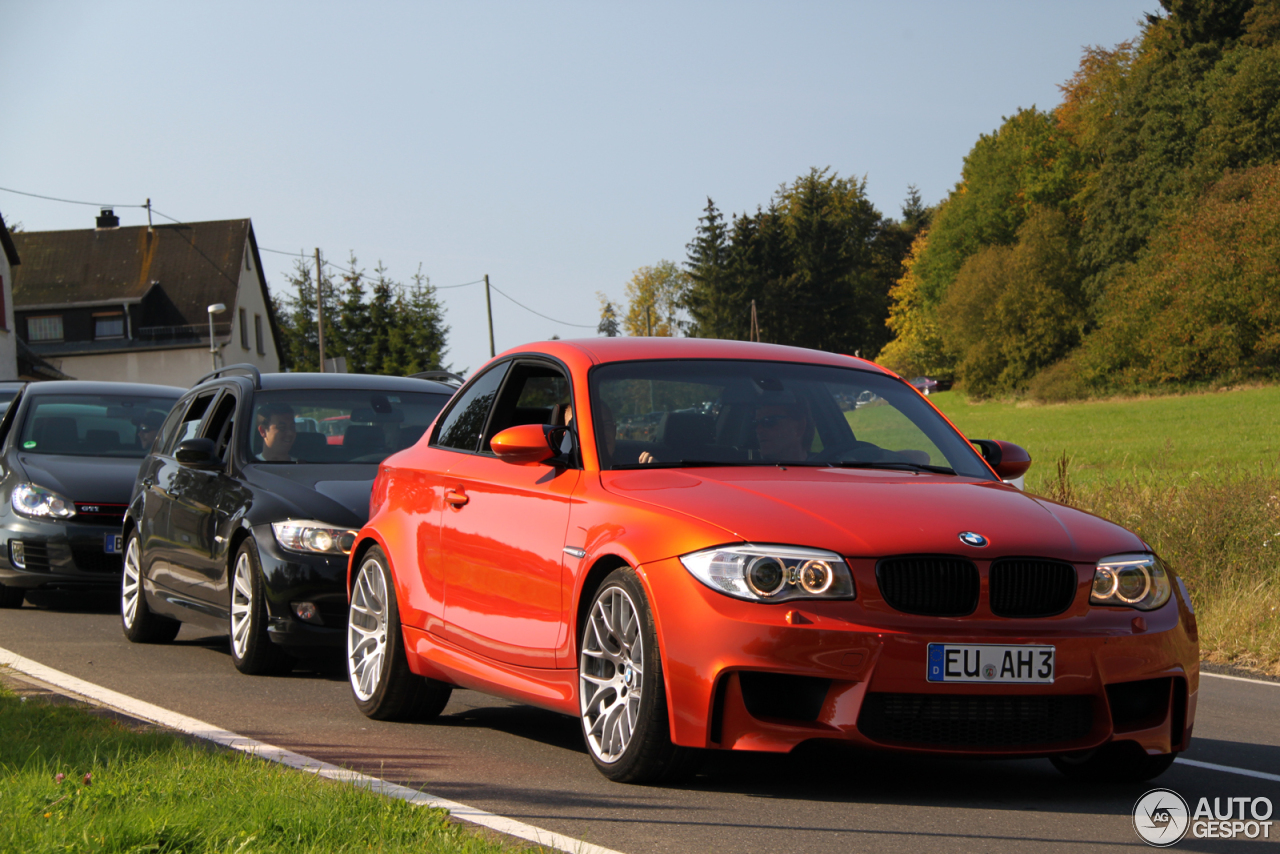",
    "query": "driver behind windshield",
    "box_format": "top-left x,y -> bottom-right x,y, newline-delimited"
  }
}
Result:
257,402 -> 297,461
753,395 -> 814,462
